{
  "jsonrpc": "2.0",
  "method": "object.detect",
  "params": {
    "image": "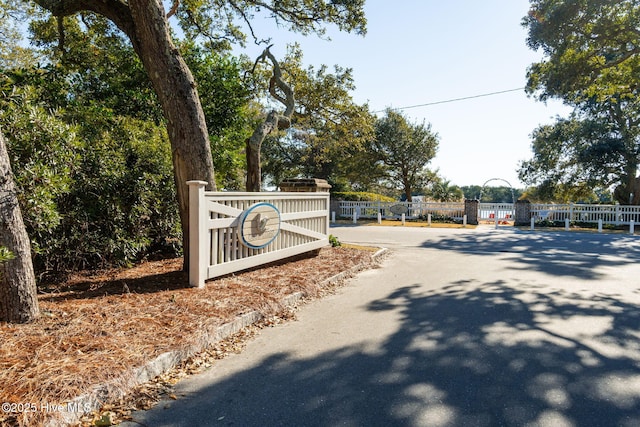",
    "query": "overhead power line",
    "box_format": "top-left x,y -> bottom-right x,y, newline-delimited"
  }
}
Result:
377,87 -> 526,112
